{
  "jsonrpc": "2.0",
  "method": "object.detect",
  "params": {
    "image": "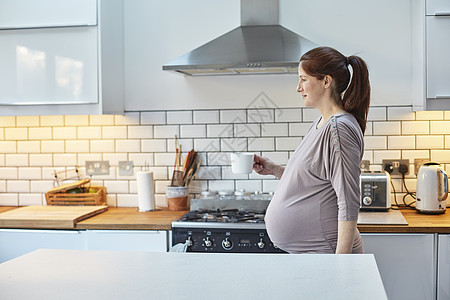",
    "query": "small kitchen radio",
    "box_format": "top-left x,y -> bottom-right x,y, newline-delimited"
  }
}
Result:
360,171 -> 391,211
